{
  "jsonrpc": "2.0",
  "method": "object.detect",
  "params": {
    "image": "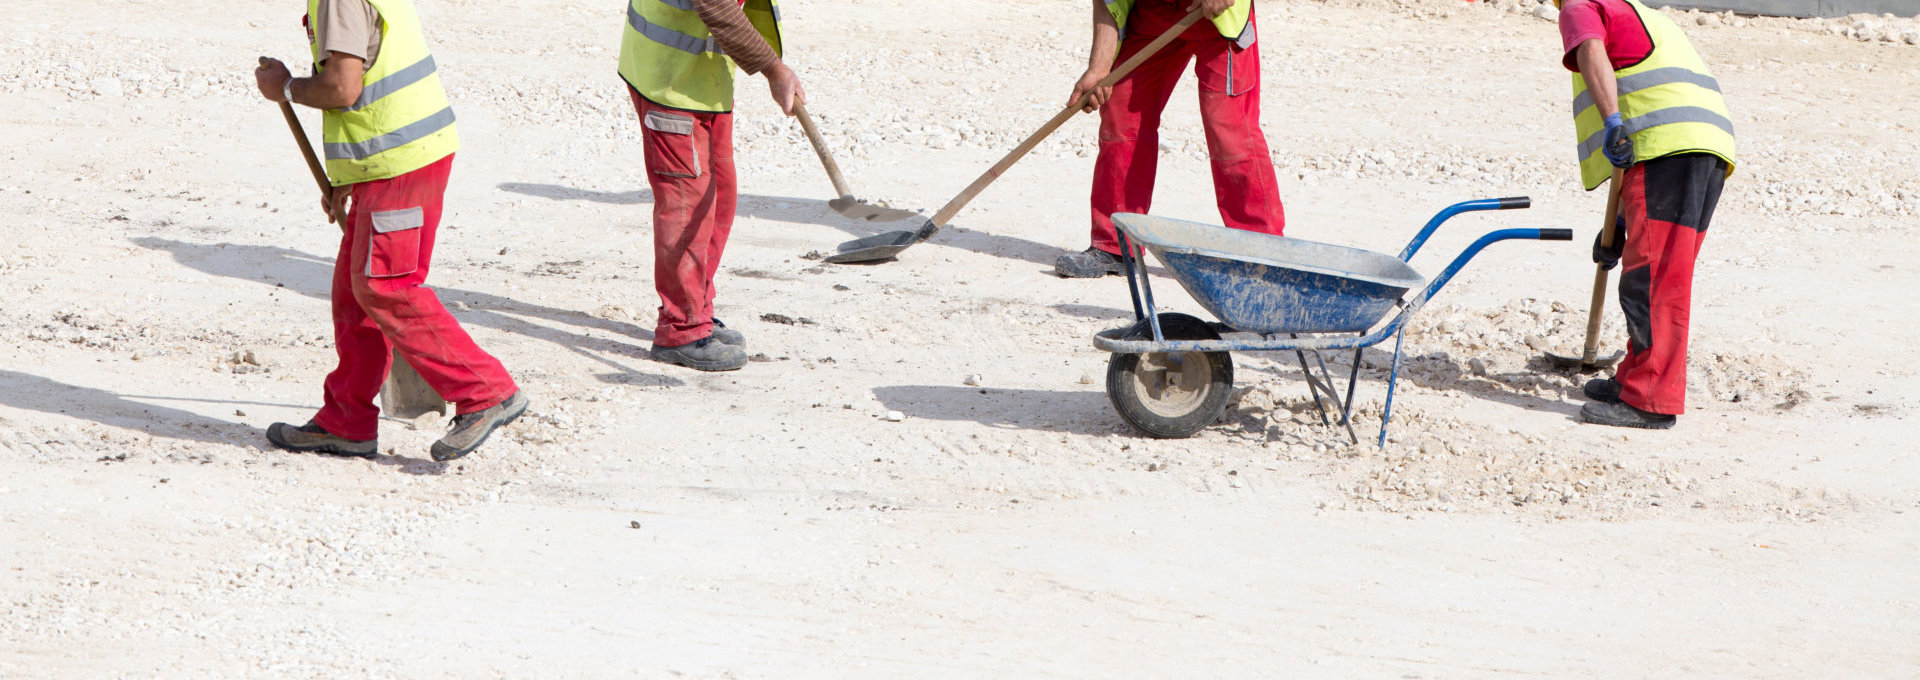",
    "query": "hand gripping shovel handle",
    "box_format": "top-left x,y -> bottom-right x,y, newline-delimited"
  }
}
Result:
1577,167 -> 1628,365
262,57 -> 345,225
919,7 -> 1205,236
